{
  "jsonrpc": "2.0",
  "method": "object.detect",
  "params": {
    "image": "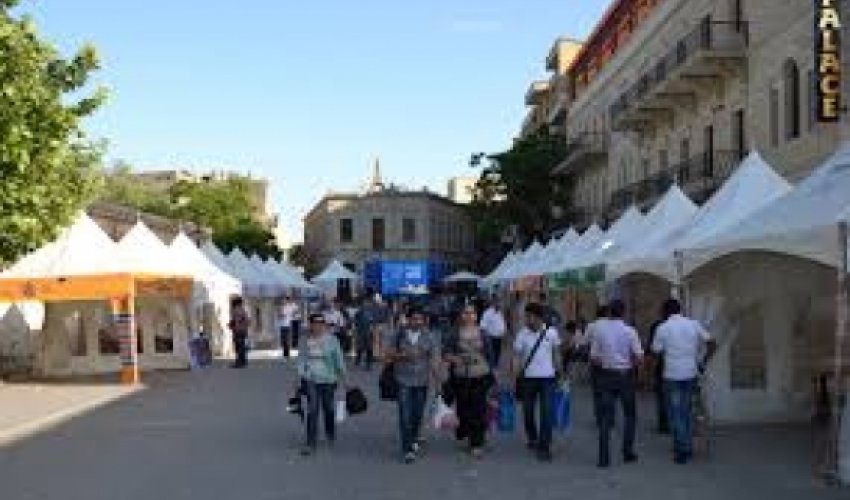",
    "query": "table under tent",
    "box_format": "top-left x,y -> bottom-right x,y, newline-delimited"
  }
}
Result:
0,215 -> 195,383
